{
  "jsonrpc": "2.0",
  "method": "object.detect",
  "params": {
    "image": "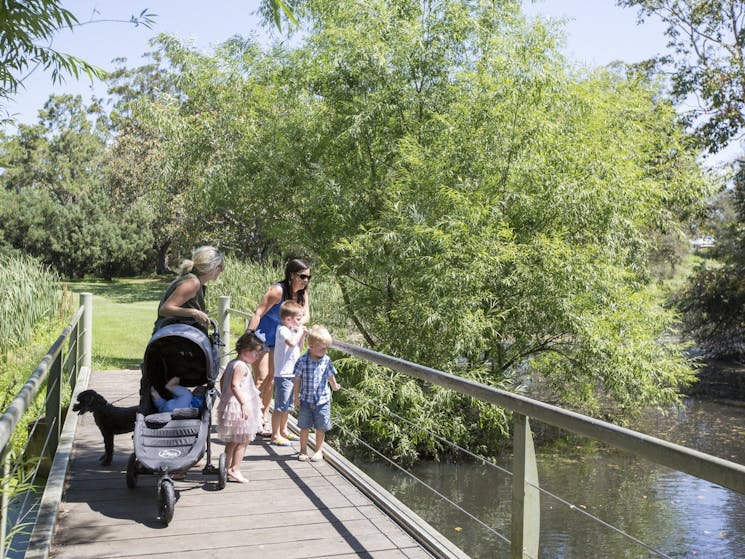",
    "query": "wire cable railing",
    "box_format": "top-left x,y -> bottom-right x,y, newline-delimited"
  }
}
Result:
334,411 -> 515,547
338,387 -> 676,558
